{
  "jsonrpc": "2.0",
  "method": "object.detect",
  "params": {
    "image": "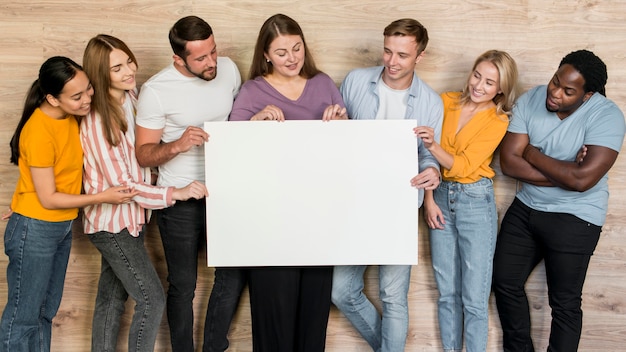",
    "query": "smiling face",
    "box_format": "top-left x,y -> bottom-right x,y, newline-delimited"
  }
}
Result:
47,70 -> 94,117
175,35 -> 218,81
381,35 -> 424,90
546,64 -> 593,119
109,48 -> 137,93
468,60 -> 501,106
265,34 -> 305,79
